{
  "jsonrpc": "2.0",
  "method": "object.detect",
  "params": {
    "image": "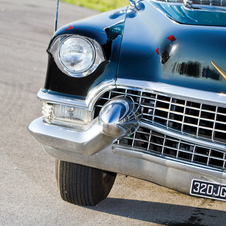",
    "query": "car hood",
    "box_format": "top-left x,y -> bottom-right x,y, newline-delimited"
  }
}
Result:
117,0 -> 226,94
